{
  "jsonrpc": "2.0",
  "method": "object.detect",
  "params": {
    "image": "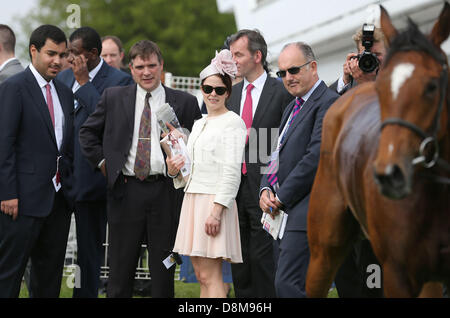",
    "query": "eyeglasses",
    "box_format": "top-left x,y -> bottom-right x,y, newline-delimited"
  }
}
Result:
201,85 -> 227,96
276,61 -> 312,78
